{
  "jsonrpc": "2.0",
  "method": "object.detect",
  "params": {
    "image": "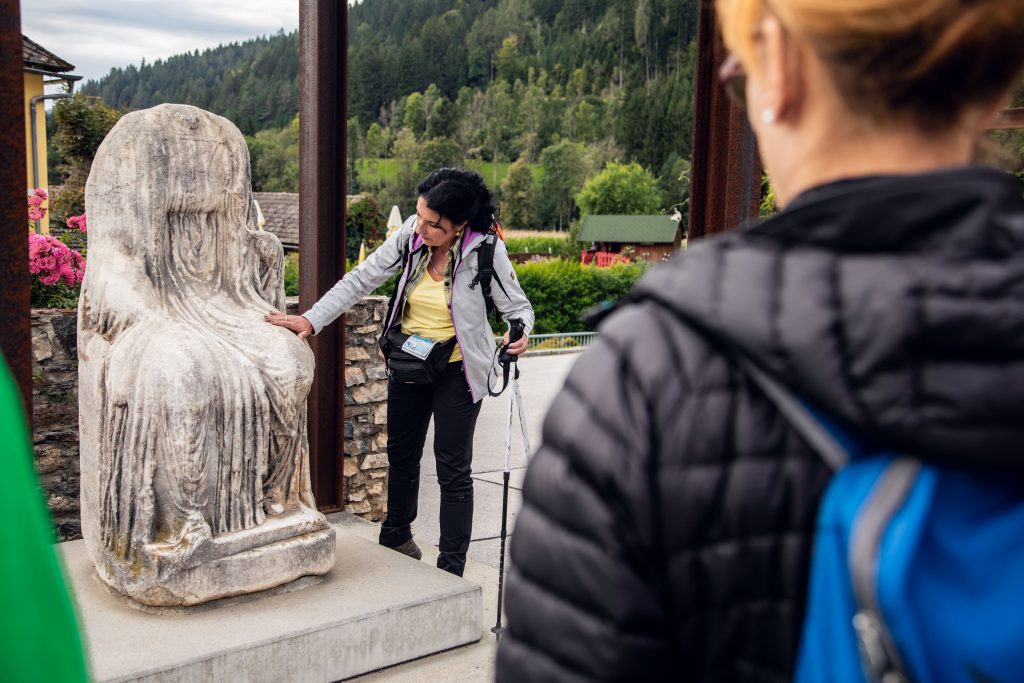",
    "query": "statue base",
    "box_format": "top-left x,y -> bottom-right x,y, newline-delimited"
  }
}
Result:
91,505 -> 336,608
97,572 -> 325,616
60,522 -> 482,682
